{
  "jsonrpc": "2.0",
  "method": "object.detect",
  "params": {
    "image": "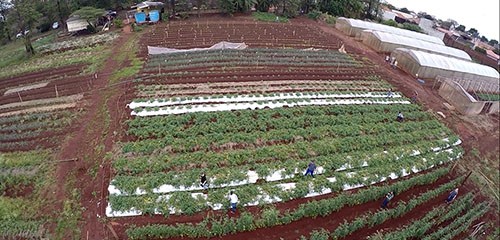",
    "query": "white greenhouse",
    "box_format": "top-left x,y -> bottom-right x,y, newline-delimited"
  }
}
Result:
335,17 -> 444,45
391,48 -> 500,86
361,30 -> 471,61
